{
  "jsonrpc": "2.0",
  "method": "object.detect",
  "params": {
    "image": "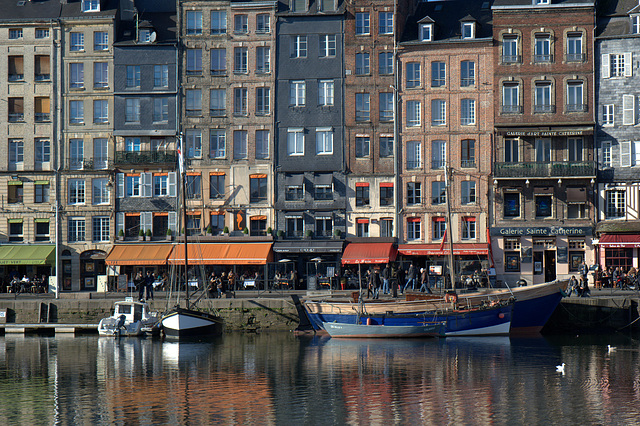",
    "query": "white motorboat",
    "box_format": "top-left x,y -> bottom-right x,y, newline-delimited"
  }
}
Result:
98,298 -> 160,337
